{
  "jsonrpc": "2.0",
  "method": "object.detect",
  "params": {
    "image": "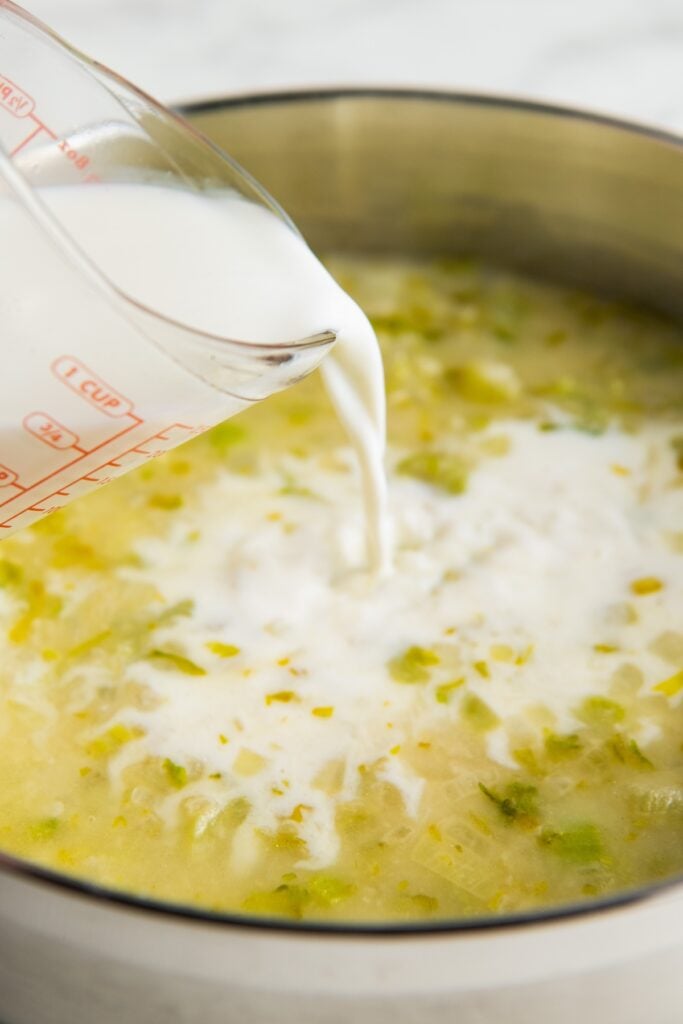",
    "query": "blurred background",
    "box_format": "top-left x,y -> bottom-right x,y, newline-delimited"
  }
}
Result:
28,0 -> 683,131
